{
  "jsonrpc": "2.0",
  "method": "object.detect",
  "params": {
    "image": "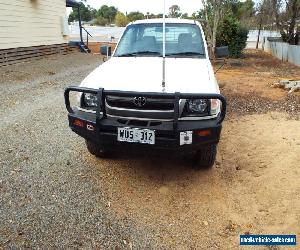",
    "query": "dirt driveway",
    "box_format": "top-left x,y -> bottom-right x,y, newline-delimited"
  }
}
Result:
0,51 -> 299,249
